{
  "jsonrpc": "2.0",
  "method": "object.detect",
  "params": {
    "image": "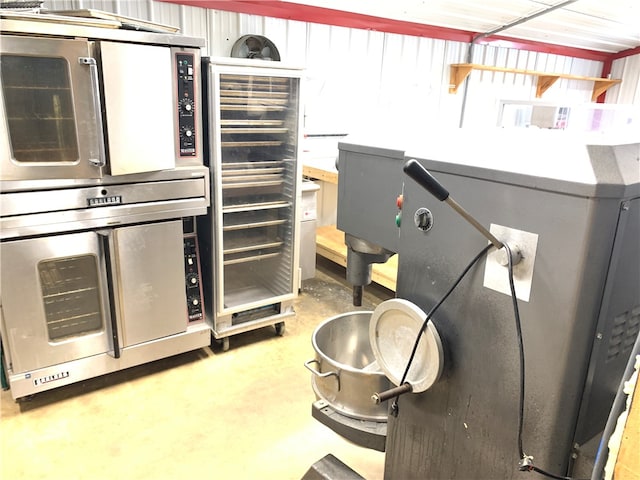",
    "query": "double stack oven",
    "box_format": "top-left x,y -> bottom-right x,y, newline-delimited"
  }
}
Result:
0,14 -> 209,399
